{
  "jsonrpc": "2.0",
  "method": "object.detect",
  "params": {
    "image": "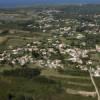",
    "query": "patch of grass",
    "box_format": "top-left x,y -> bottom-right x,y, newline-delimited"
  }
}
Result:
94,77 -> 100,94
0,74 -> 96,100
0,36 -> 8,44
